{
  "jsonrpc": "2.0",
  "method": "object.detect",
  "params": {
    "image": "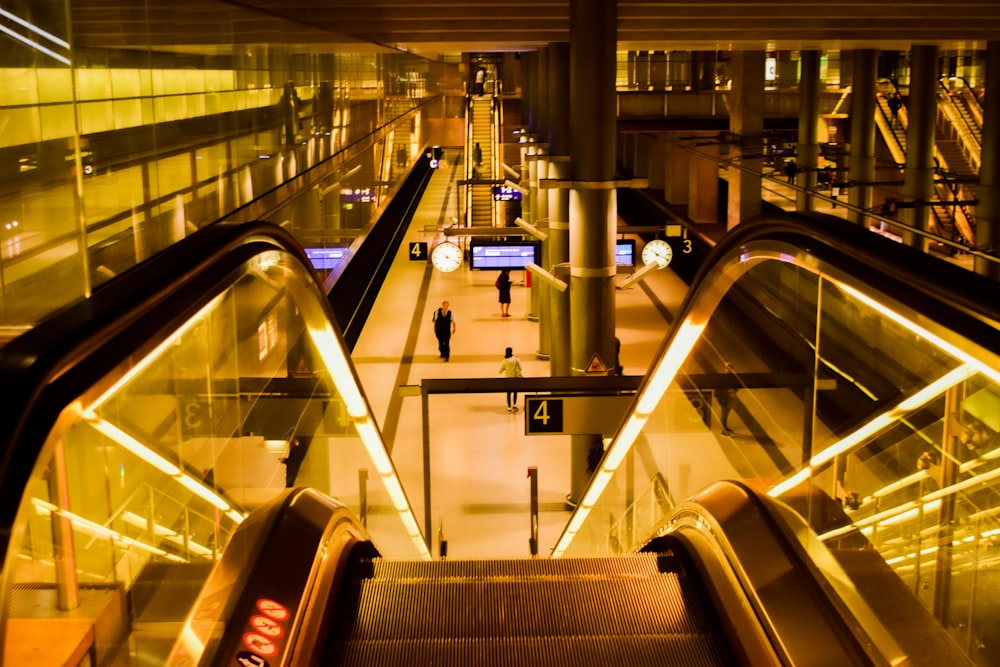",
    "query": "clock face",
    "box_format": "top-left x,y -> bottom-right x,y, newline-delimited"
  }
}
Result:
641,239 -> 673,268
431,241 -> 463,272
